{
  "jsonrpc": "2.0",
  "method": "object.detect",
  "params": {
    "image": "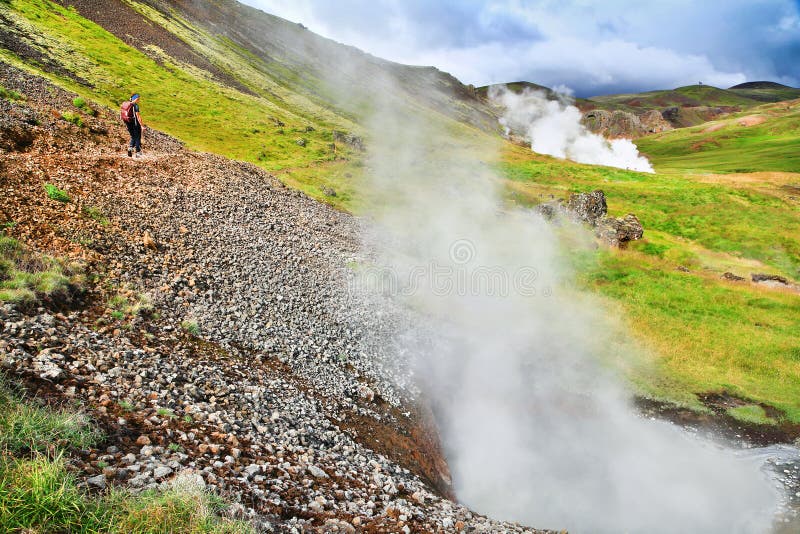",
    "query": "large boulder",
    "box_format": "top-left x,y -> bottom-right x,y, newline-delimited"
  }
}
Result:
597,214 -> 644,247
537,190 -> 644,247
565,190 -> 607,225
